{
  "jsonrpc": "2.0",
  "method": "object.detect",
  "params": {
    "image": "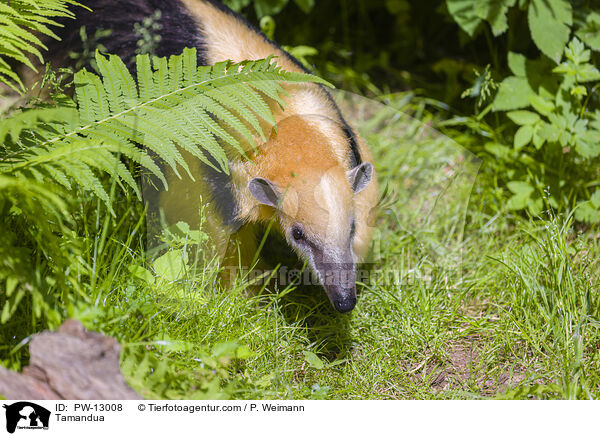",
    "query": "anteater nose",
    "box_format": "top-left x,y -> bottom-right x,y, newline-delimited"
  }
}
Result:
333,294 -> 357,313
